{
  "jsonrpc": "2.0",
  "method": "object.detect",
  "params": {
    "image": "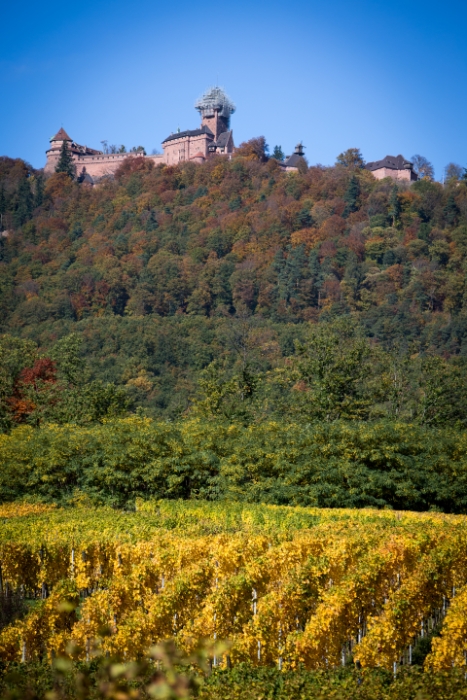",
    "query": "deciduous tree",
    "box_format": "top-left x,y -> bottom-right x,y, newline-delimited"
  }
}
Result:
412,154 -> 434,180
336,148 -> 365,169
